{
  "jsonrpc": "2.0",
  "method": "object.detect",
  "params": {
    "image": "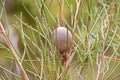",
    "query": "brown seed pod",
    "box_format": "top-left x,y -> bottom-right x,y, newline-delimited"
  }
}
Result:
52,27 -> 72,53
